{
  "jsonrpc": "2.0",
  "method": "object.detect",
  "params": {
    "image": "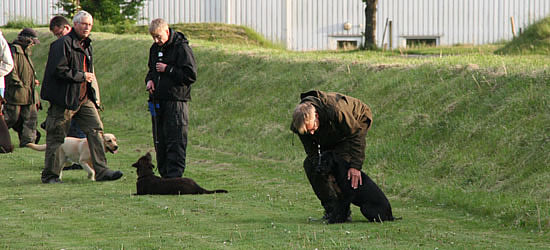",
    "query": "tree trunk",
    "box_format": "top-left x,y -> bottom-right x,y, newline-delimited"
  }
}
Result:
363,0 -> 378,50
